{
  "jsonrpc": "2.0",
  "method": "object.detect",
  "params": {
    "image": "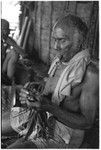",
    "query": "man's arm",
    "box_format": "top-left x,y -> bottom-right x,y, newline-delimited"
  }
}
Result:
7,50 -> 19,79
42,64 -> 99,130
79,64 -> 99,125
